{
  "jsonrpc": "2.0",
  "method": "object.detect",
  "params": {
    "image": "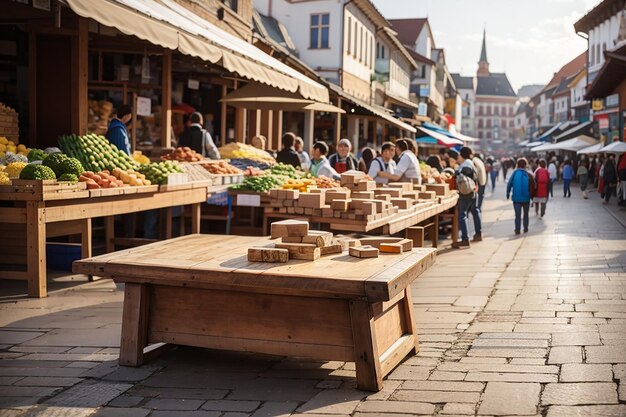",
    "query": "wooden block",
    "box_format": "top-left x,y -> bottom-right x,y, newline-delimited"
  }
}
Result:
359,237 -> 403,248
287,207 -> 296,214
247,247 -> 289,263
418,191 -> 436,200
295,207 -> 305,214
283,199 -> 294,207
304,208 -> 314,215
322,207 -> 334,217
373,194 -> 390,202
425,183 -> 450,196
406,226 -> 425,247
297,192 -> 324,209
349,245 -> 379,258
379,243 -> 403,253
320,243 -> 343,255
336,237 -> 361,250
281,236 -> 304,243
269,189 -> 281,199
270,219 -> 309,239
275,242 -> 321,261
390,198 -> 412,209
340,171 -> 365,185
352,191 -> 375,199
397,238 -> 414,251
278,207 -> 287,214
374,188 -> 402,198
282,189 -> 300,200
362,201 -> 377,216
413,184 -> 426,192
302,231 -> 334,247
331,199 -> 350,211
325,190 -> 350,204
355,180 -> 376,191
387,182 -> 413,192
402,191 -> 419,200
334,211 -> 341,218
